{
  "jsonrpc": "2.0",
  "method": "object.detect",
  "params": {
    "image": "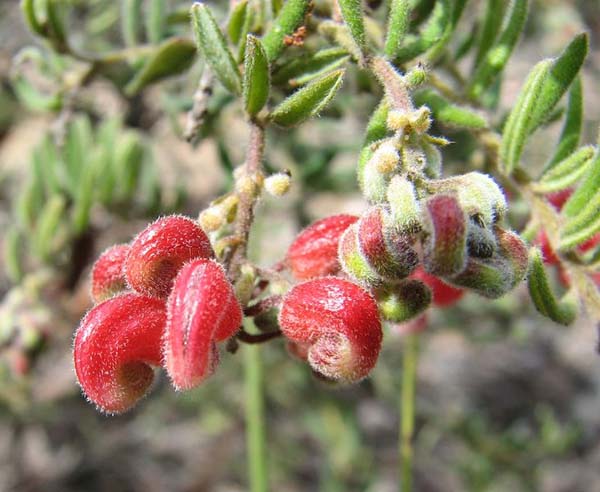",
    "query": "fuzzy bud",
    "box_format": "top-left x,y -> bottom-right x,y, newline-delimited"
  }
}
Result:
358,146 -> 391,203
287,214 -> 358,280
375,280 -> 431,323
164,259 -> 242,390
125,215 -> 214,299
372,142 -> 400,175
386,175 -> 421,232
265,172 -> 292,196
199,207 -> 225,232
73,293 -> 166,414
421,195 -> 467,277
456,173 -> 507,225
387,110 -> 410,132
279,278 -> 382,383
409,106 -> 432,134
90,244 -> 129,303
